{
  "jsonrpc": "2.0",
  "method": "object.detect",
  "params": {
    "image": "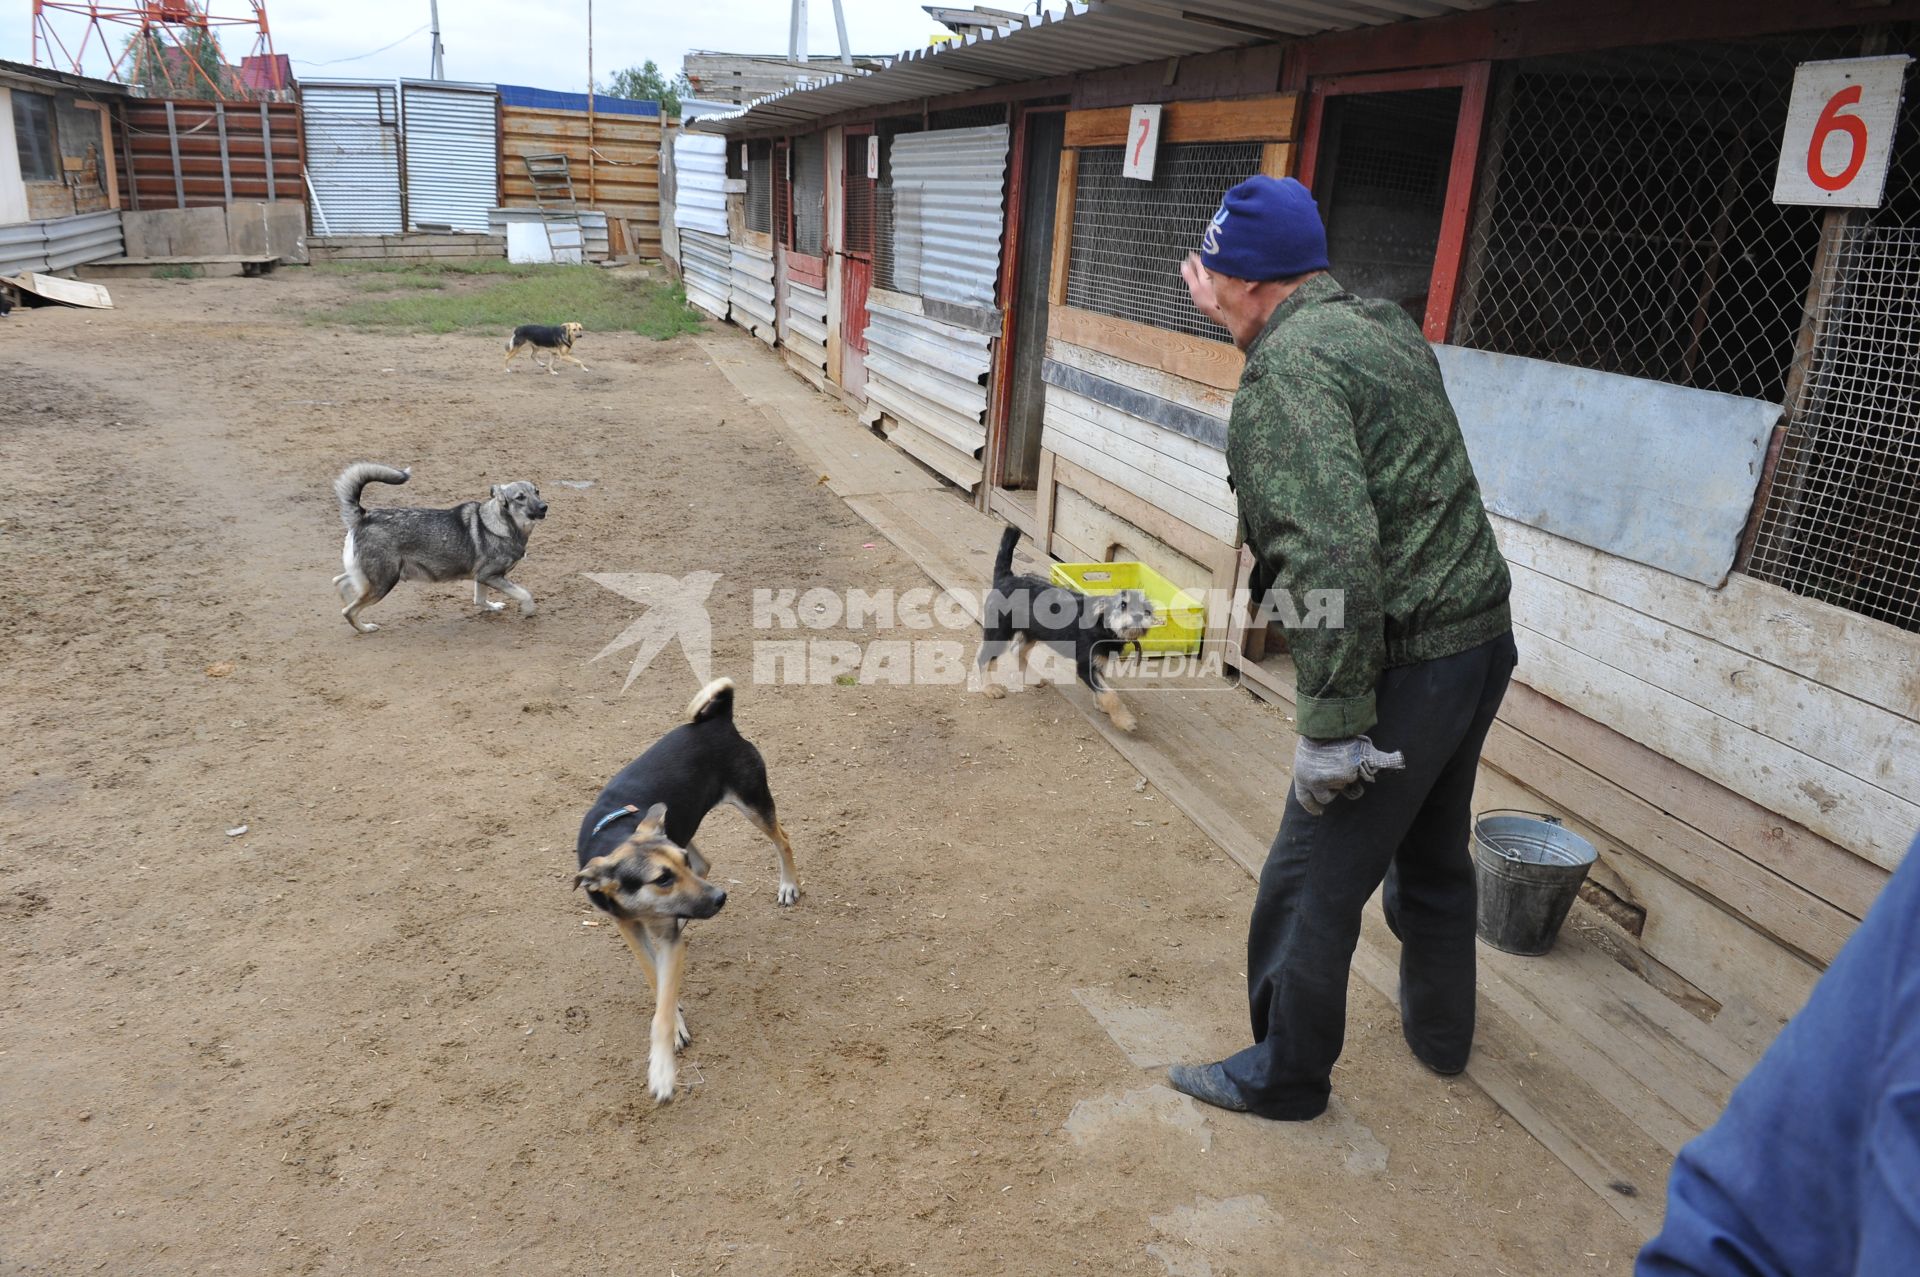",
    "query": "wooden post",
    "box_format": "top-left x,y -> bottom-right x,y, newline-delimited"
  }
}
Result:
118,102 -> 140,211
164,100 -> 185,208
259,103 -> 277,201
215,103 -> 234,205
1425,61 -> 1491,342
